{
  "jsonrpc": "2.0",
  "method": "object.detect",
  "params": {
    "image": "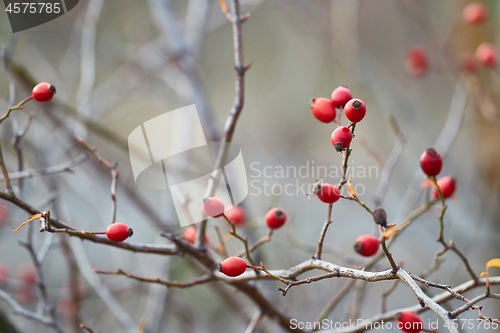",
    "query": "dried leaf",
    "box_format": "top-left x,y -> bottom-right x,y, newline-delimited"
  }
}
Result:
382,221 -> 410,241
347,175 -> 357,198
480,258 -> 500,287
